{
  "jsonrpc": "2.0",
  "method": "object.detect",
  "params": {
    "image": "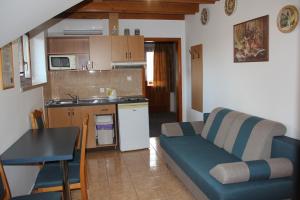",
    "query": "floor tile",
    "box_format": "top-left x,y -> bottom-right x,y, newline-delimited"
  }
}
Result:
72,137 -> 196,200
